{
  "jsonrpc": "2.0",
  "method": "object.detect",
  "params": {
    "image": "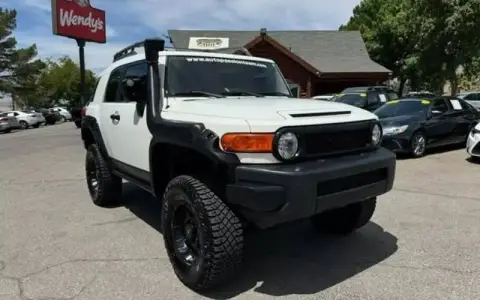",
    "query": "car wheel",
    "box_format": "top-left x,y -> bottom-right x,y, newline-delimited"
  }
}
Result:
162,175 -> 244,291
410,131 -> 427,158
85,144 -> 123,207
311,198 -> 377,235
3,129 -> 12,134
19,121 -> 28,130
61,116 -> 67,123
33,124 -> 40,128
